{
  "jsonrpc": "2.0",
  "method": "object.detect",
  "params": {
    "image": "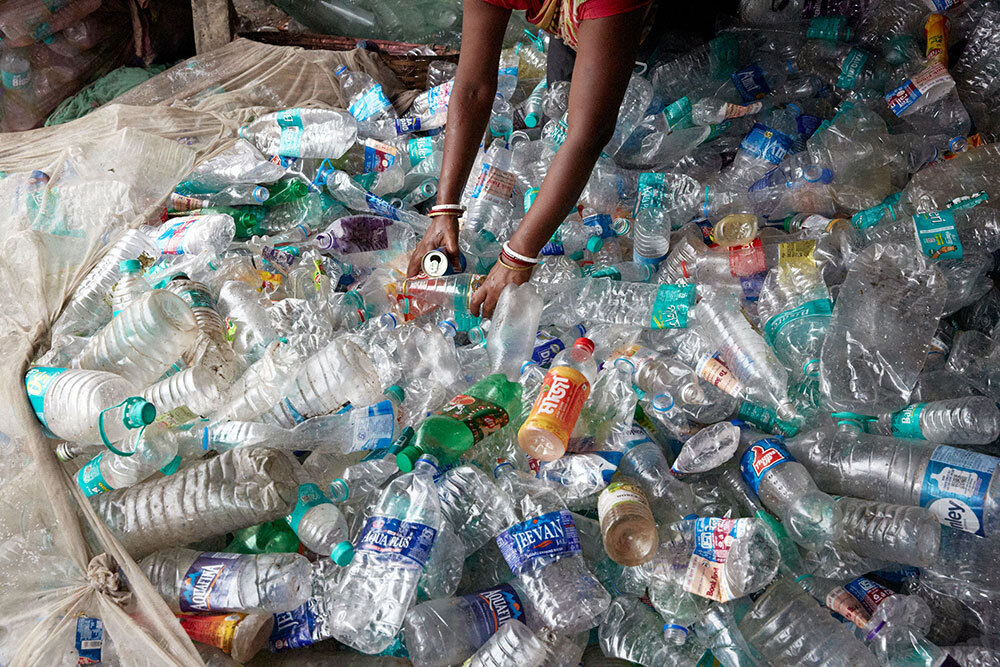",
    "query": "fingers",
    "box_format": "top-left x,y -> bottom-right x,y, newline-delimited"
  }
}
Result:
479,288 -> 500,319
469,283 -> 485,318
442,216 -> 461,270
406,244 -> 427,278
